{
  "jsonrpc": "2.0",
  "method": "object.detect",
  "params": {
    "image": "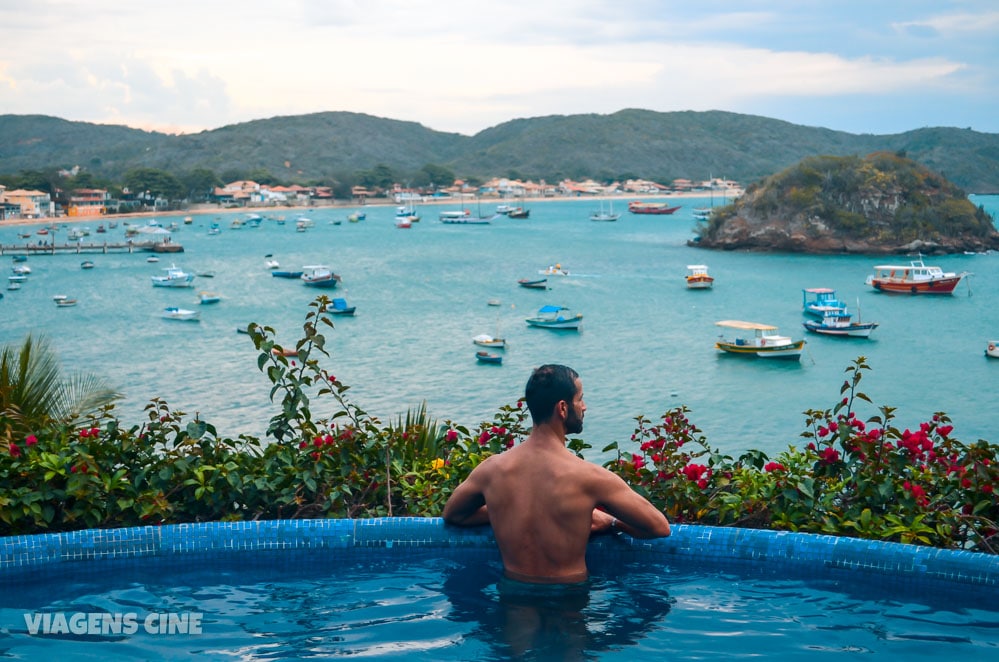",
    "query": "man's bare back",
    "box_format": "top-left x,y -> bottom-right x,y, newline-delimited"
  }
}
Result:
443,365 -> 670,583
